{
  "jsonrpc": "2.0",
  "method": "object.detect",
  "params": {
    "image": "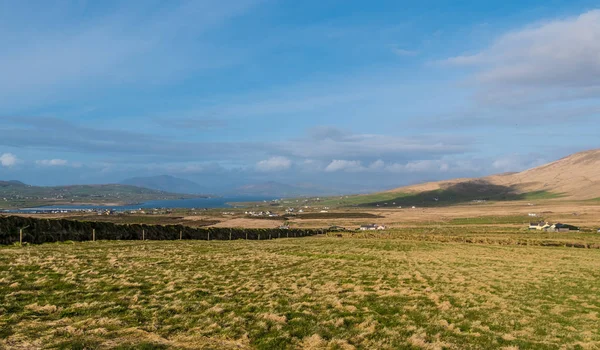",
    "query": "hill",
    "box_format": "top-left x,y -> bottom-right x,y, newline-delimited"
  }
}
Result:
120,175 -> 208,195
0,181 -> 196,209
485,149 -> 600,200
0,180 -> 27,186
320,149 -> 600,207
